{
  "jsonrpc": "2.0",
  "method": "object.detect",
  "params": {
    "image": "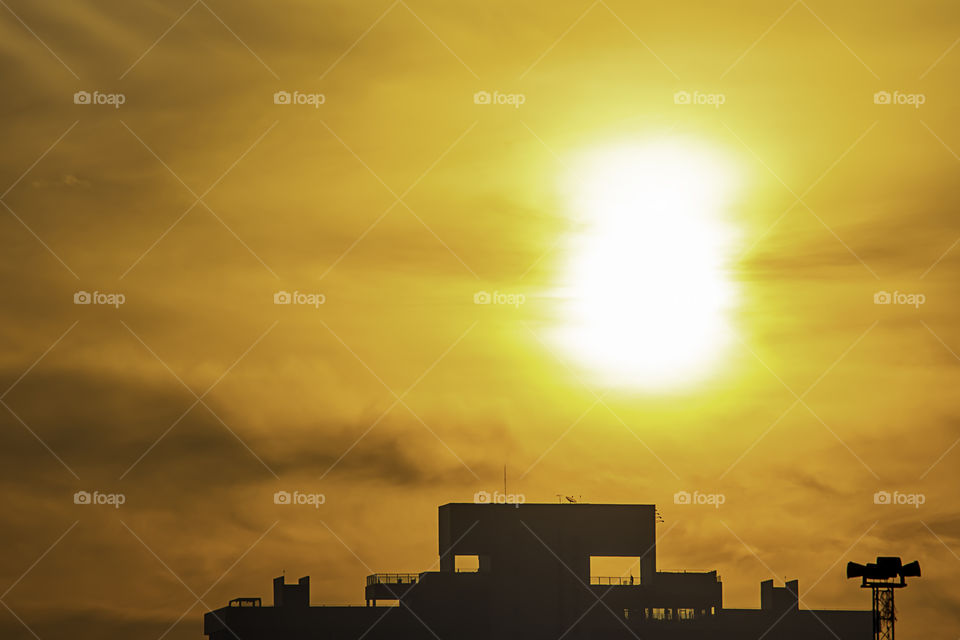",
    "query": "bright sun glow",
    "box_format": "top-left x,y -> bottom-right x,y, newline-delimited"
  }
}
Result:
557,140 -> 740,390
